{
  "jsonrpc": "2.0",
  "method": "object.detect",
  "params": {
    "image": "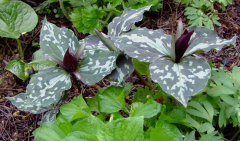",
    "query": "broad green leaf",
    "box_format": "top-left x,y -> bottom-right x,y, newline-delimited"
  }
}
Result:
184,131 -> 196,141
186,114 -> 200,129
64,117 -> 104,141
97,117 -> 144,141
108,5 -> 151,36
132,58 -> 149,75
40,18 -> 80,61
0,1 -> 38,38
33,121 -> 72,141
70,5 -> 104,34
130,99 -> 161,118
148,121 -> 183,141
30,50 -> 56,71
5,59 -> 29,81
6,67 -> 71,114
60,94 -> 92,122
150,56 -> 211,107
198,122 -> 215,133
79,49 -> 119,85
97,86 -> 125,113
88,96 -> 100,112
